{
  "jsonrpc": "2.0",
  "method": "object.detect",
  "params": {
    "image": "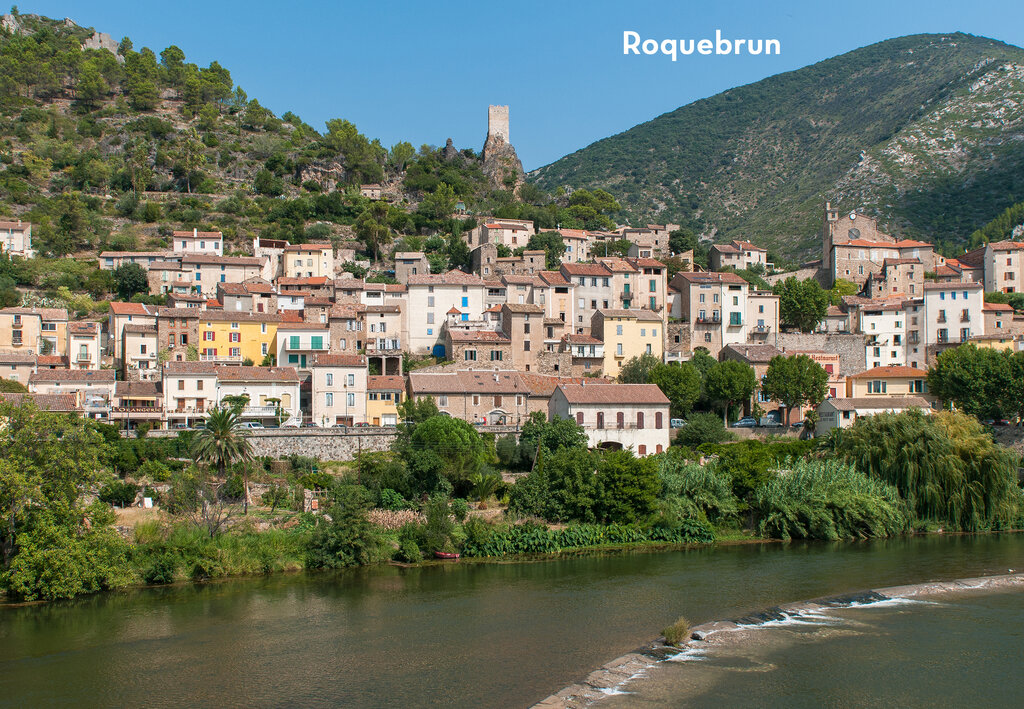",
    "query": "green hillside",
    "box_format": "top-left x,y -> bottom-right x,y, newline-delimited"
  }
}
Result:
530,33 -> 1024,260
0,11 -> 626,307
